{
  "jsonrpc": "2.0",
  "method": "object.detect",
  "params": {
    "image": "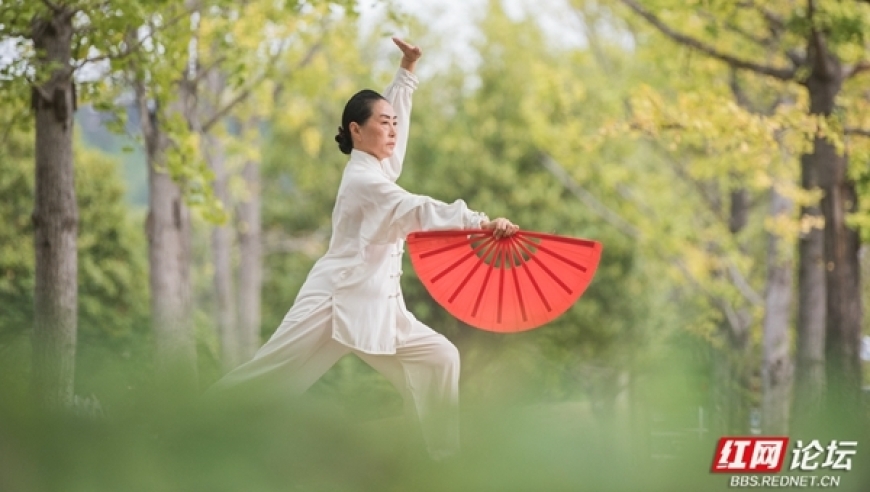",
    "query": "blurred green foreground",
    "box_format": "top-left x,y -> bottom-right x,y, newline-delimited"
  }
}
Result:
2,359 -> 867,492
